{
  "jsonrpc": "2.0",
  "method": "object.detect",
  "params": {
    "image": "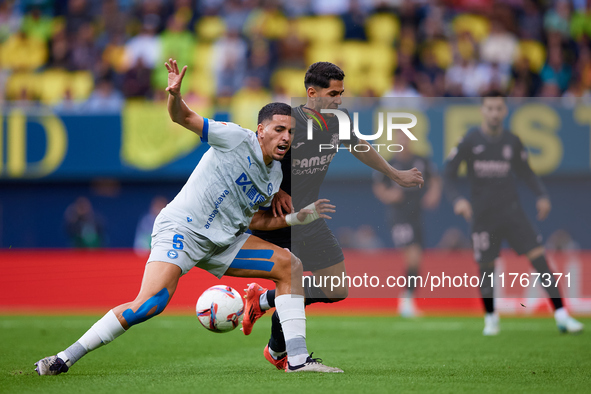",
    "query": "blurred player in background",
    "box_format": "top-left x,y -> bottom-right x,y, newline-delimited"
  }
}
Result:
373,130 -> 442,317
444,91 -> 583,335
35,59 -> 343,375
134,195 -> 168,254
249,62 -> 424,370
